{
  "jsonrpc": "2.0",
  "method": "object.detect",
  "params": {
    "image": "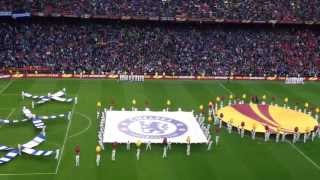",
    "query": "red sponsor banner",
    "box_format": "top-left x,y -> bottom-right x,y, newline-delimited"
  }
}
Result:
11,74 -> 24,78
177,76 -> 195,80
26,74 -> 59,78
107,75 -> 118,79
61,74 -> 73,78
307,77 -> 319,81
3,73 -> 319,81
